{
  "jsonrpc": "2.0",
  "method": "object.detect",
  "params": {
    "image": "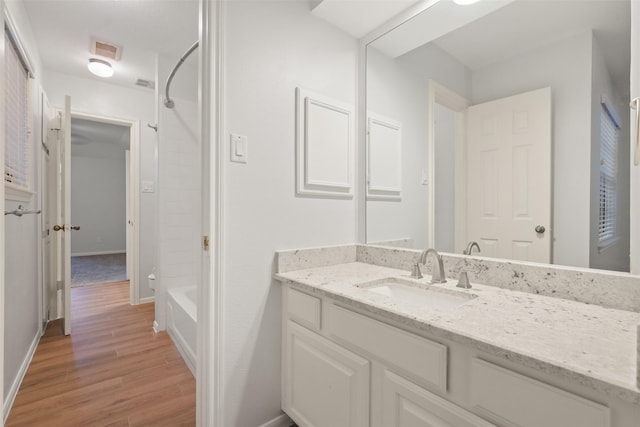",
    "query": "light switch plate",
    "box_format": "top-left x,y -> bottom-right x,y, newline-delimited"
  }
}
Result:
231,133 -> 248,163
421,168 -> 429,185
142,181 -> 155,193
